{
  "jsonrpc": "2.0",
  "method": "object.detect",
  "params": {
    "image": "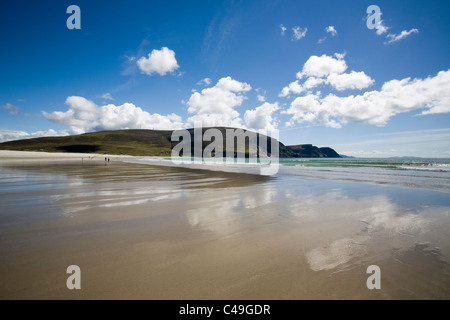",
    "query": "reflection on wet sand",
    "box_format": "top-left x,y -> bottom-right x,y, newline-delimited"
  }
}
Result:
305,195 -> 426,272
0,161 -> 450,299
